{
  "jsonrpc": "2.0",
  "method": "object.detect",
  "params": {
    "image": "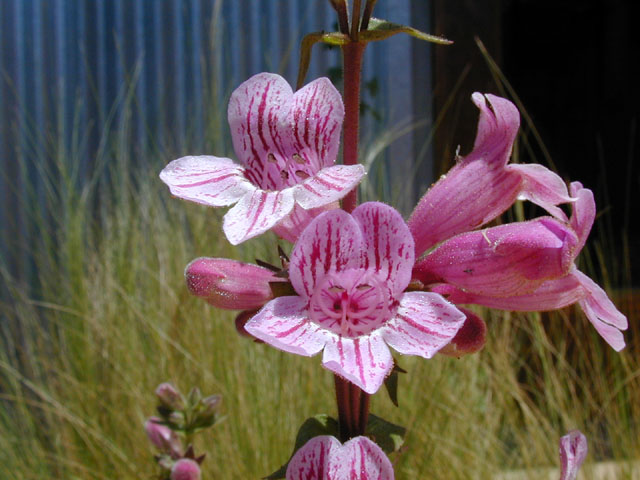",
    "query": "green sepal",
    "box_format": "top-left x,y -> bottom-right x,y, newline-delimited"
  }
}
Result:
269,281 -> 297,298
383,359 -> 407,407
297,31 -> 350,89
365,414 -> 406,455
360,18 -> 453,45
265,414 -> 340,479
